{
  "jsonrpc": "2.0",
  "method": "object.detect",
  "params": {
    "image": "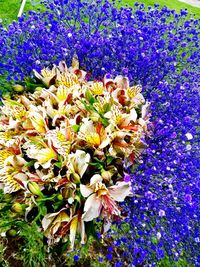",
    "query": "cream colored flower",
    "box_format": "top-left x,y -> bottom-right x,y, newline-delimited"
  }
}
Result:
28,111 -> 48,133
42,209 -> 70,244
80,174 -> 132,222
67,150 -> 90,179
33,66 -> 57,87
78,119 -> 110,149
0,155 -> 27,193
